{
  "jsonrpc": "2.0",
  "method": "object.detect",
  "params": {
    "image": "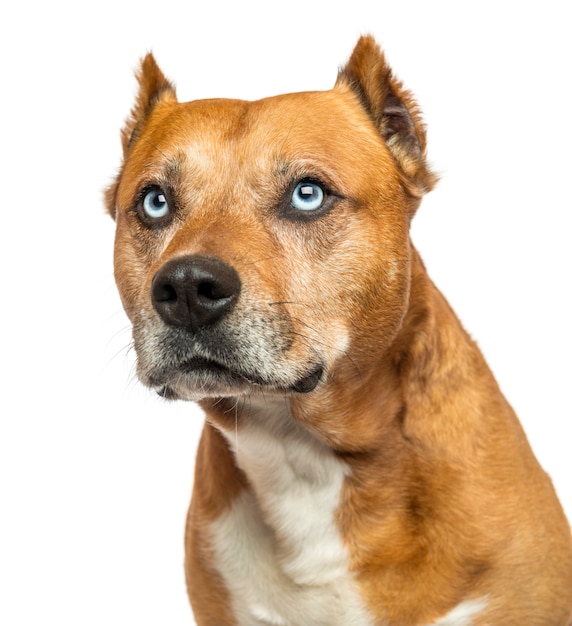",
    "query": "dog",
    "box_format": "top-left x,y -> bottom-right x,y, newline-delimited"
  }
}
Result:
106,36 -> 572,625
